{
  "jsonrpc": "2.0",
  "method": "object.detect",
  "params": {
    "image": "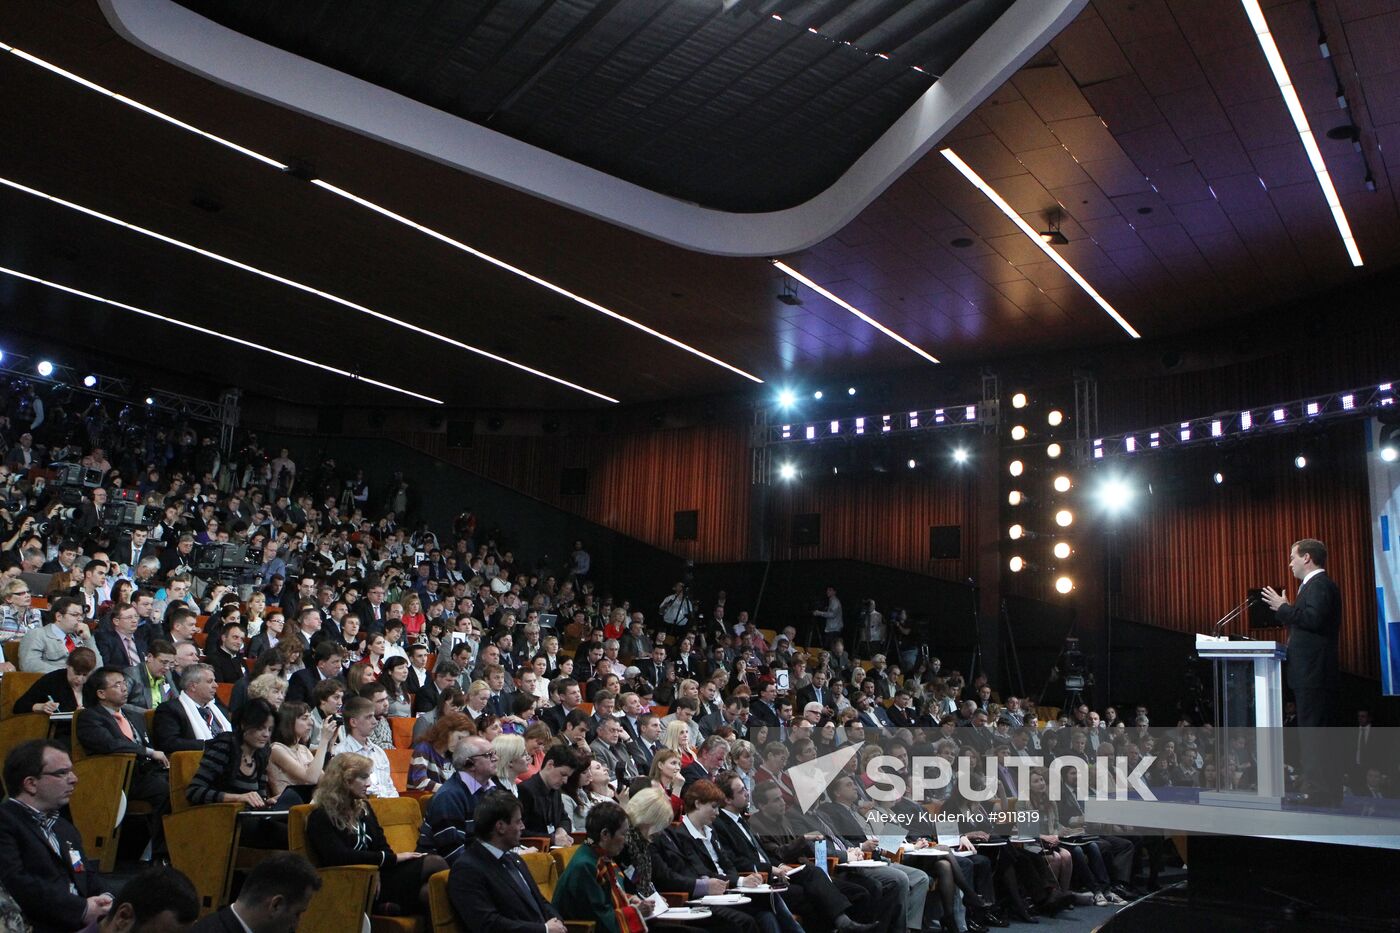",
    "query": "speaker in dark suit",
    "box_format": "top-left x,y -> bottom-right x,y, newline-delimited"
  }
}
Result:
1263,541 -> 1342,799
0,787 -> 104,932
